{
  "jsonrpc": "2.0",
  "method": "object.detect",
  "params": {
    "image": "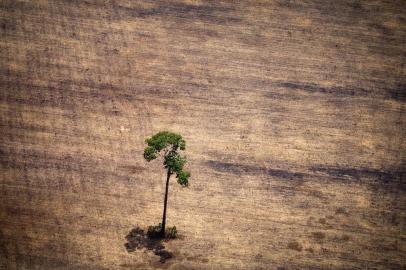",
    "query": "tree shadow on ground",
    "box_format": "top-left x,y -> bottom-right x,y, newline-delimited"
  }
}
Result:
124,227 -> 173,263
